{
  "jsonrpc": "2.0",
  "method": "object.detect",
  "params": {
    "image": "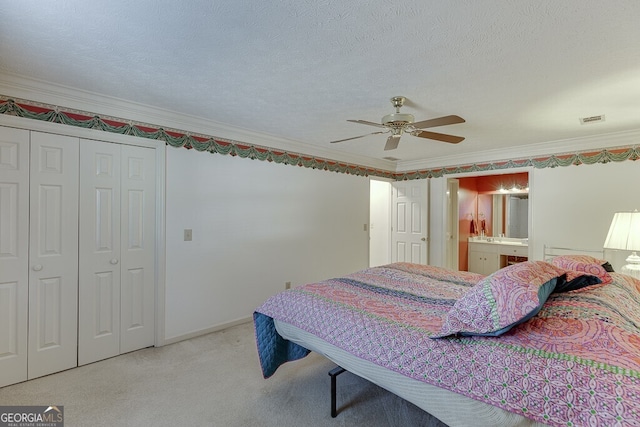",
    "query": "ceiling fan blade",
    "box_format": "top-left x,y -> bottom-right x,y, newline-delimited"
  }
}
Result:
413,130 -> 464,144
347,119 -> 387,128
412,115 -> 465,129
384,135 -> 401,151
330,131 -> 387,144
